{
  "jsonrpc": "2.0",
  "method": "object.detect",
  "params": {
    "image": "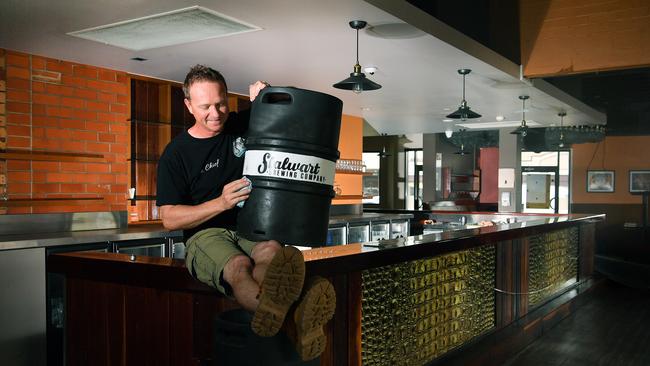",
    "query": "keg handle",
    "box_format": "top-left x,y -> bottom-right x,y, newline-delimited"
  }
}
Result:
261,91 -> 293,105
